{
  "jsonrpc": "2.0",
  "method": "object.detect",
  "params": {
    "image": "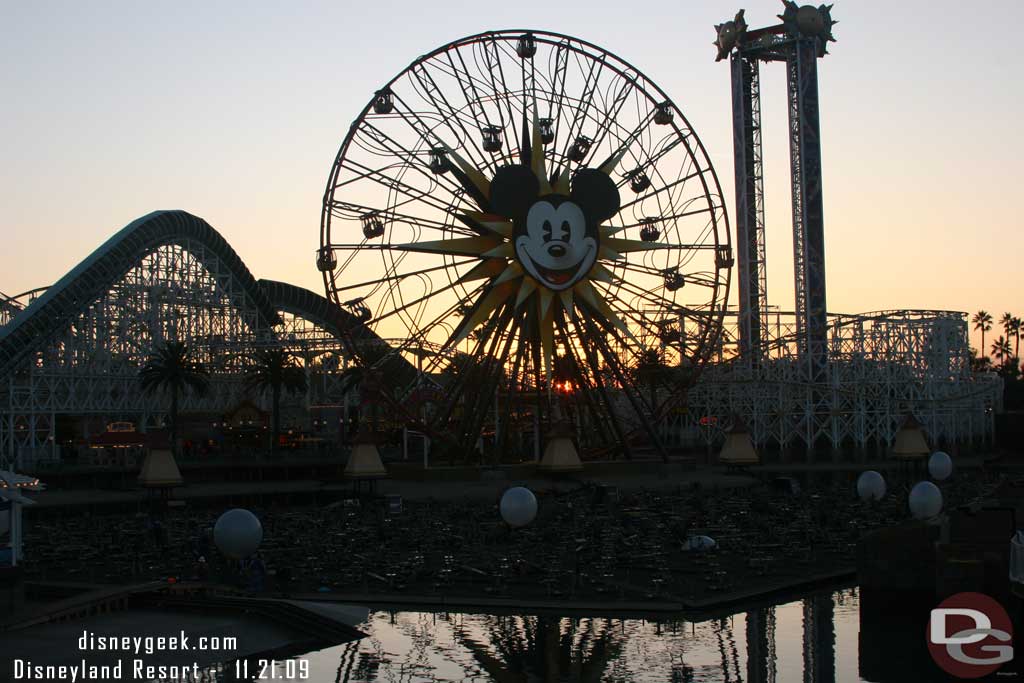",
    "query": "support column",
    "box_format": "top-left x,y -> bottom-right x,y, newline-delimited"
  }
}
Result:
732,52 -> 767,364
787,37 -> 829,385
